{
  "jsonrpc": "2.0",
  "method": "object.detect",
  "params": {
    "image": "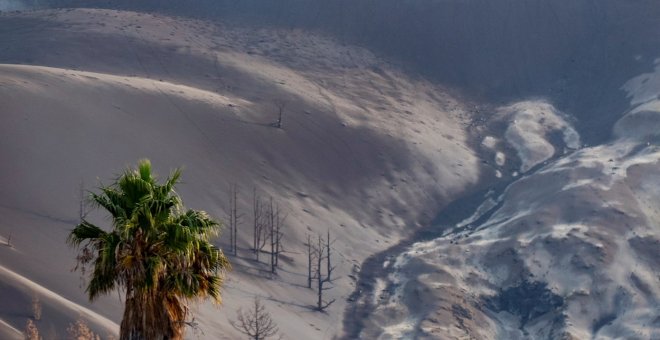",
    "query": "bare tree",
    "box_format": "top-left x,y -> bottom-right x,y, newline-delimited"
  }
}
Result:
253,187 -> 259,259
269,197 -> 275,274
78,180 -> 87,222
79,181 -> 84,222
274,211 -> 284,268
228,185 -> 235,256
268,198 -> 286,274
314,234 -> 335,312
272,100 -> 286,129
306,234 -> 313,289
228,183 -> 242,256
230,297 -> 281,340
252,188 -> 268,262
326,230 -> 334,281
